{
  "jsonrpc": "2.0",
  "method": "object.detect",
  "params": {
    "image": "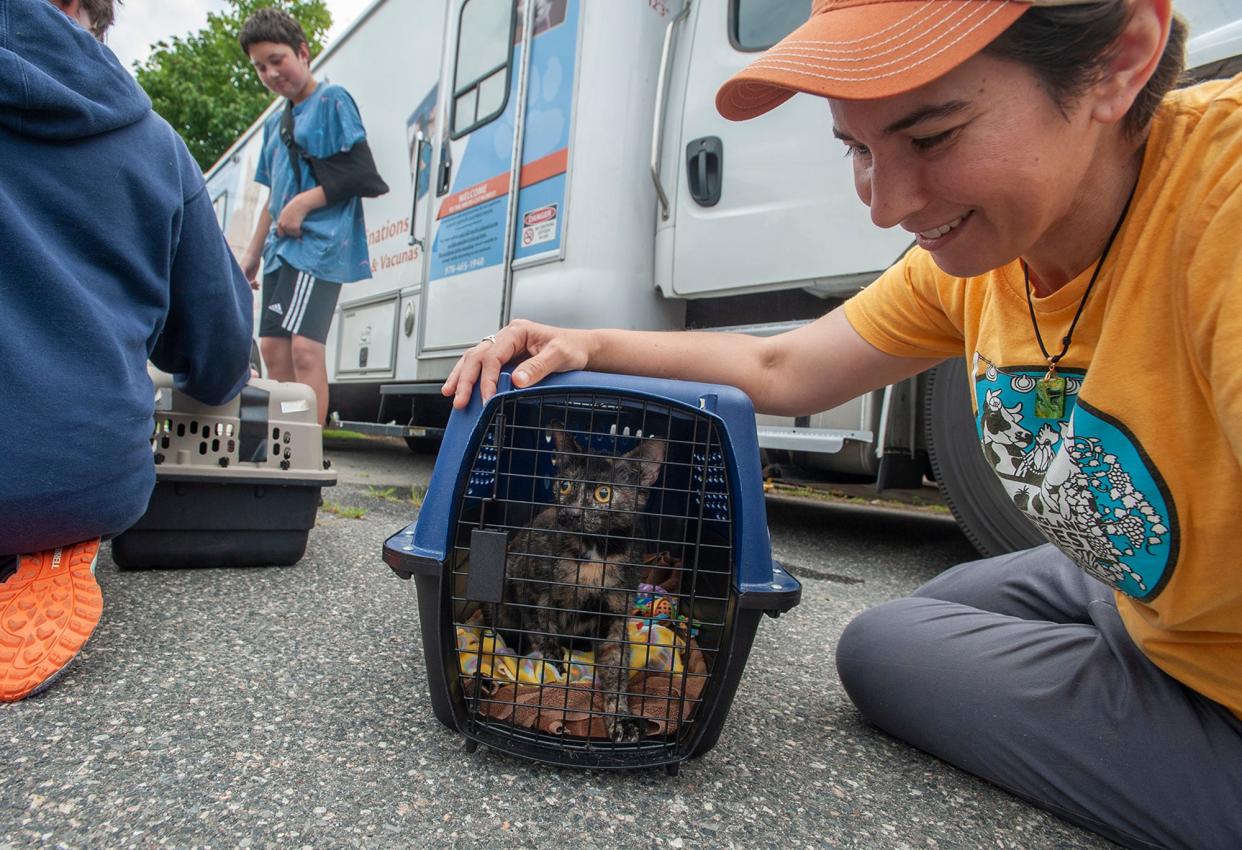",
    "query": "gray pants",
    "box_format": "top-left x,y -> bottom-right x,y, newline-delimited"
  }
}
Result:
836,544 -> 1242,850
